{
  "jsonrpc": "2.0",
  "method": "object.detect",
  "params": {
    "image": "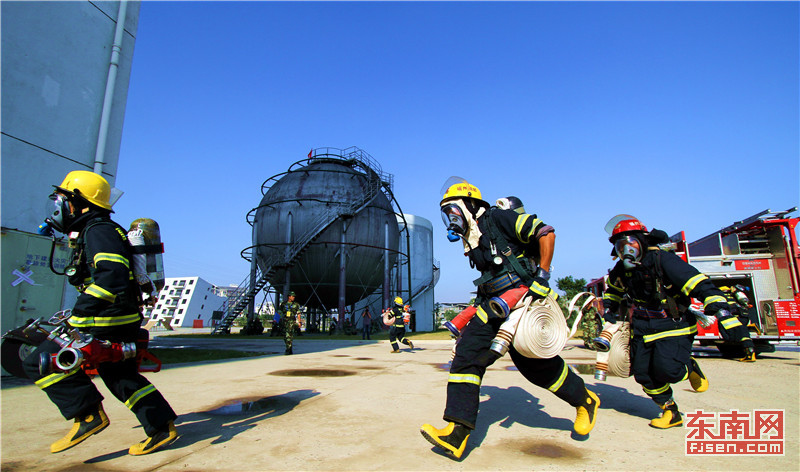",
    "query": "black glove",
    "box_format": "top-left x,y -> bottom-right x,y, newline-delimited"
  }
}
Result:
528,275 -> 551,300
602,309 -> 617,324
